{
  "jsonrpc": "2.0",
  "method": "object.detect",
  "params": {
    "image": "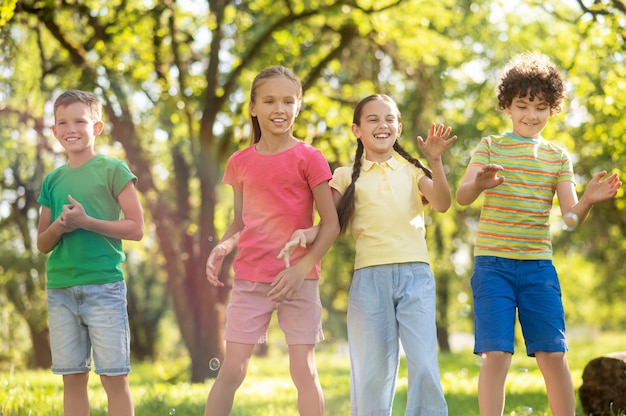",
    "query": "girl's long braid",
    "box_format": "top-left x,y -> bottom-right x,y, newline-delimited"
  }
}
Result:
336,139 -> 364,235
393,141 -> 432,205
